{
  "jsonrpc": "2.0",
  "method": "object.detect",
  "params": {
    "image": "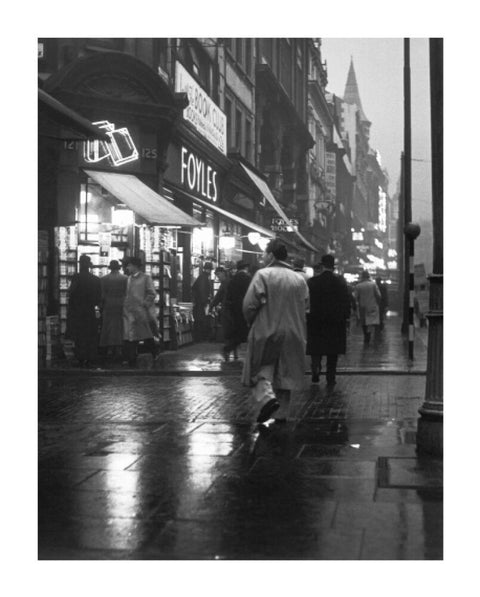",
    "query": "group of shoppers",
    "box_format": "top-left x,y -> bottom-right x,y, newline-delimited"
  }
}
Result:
66,256 -> 159,368
66,241 -> 389,426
